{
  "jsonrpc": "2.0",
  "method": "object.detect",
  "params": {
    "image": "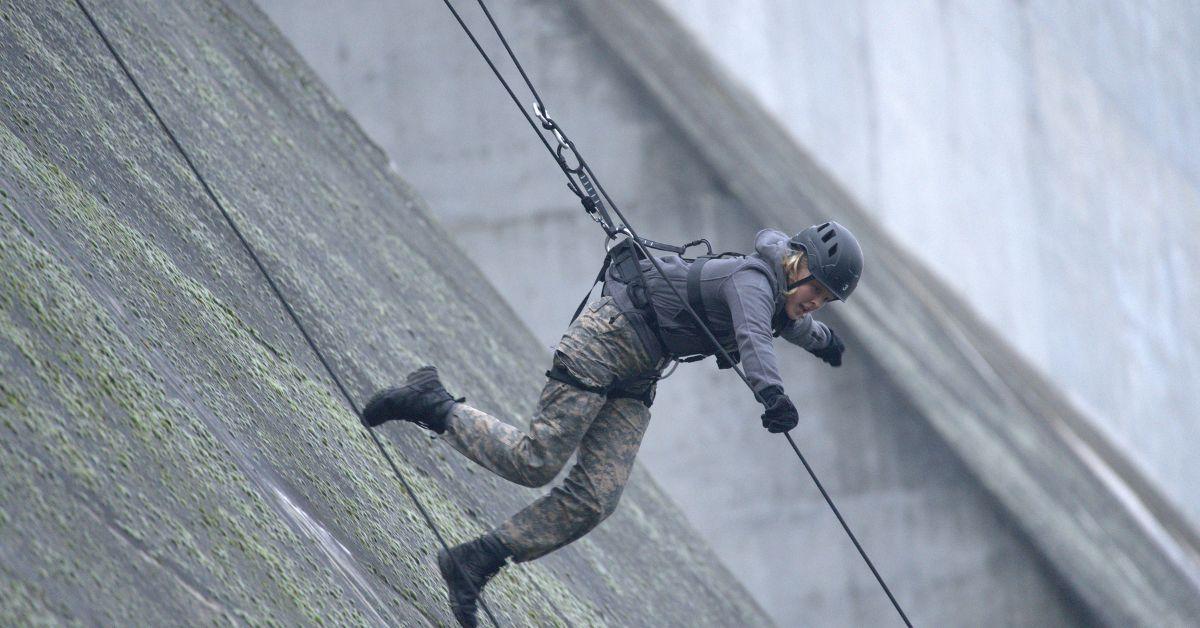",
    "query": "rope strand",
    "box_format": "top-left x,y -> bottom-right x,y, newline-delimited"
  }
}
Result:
438,0 -> 568,184
784,433 -> 912,626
